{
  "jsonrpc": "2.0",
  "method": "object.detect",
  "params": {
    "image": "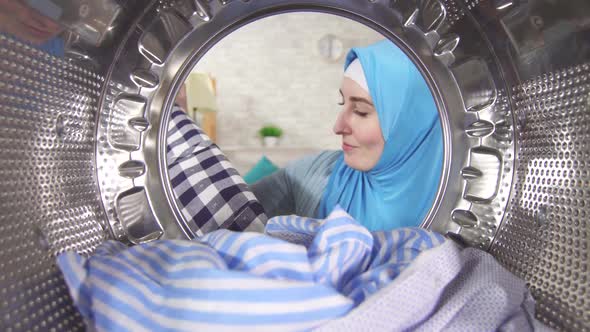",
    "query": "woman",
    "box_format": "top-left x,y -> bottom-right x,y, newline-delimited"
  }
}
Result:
251,39 -> 443,231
